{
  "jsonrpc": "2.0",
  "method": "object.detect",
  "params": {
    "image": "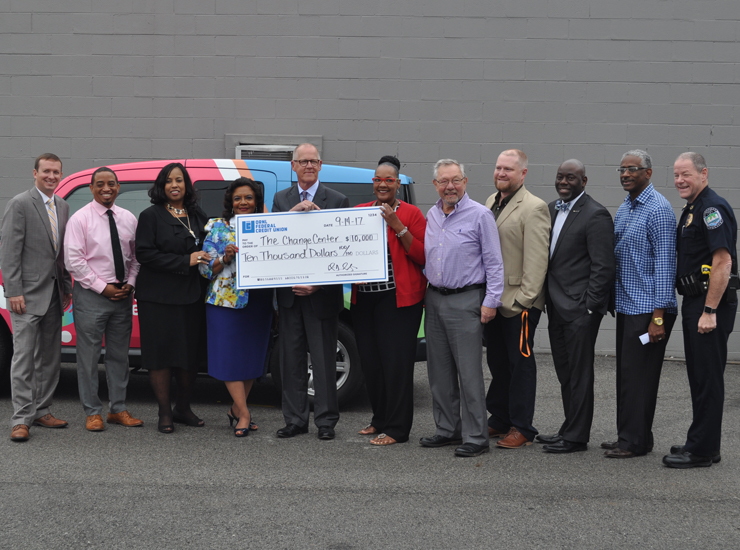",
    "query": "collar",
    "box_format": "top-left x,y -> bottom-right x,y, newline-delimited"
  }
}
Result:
556,190 -> 585,212
435,192 -> 469,215
684,185 -> 710,210
624,182 -> 654,208
494,184 -> 523,208
91,200 -> 117,217
298,179 -> 320,199
35,186 -> 55,204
